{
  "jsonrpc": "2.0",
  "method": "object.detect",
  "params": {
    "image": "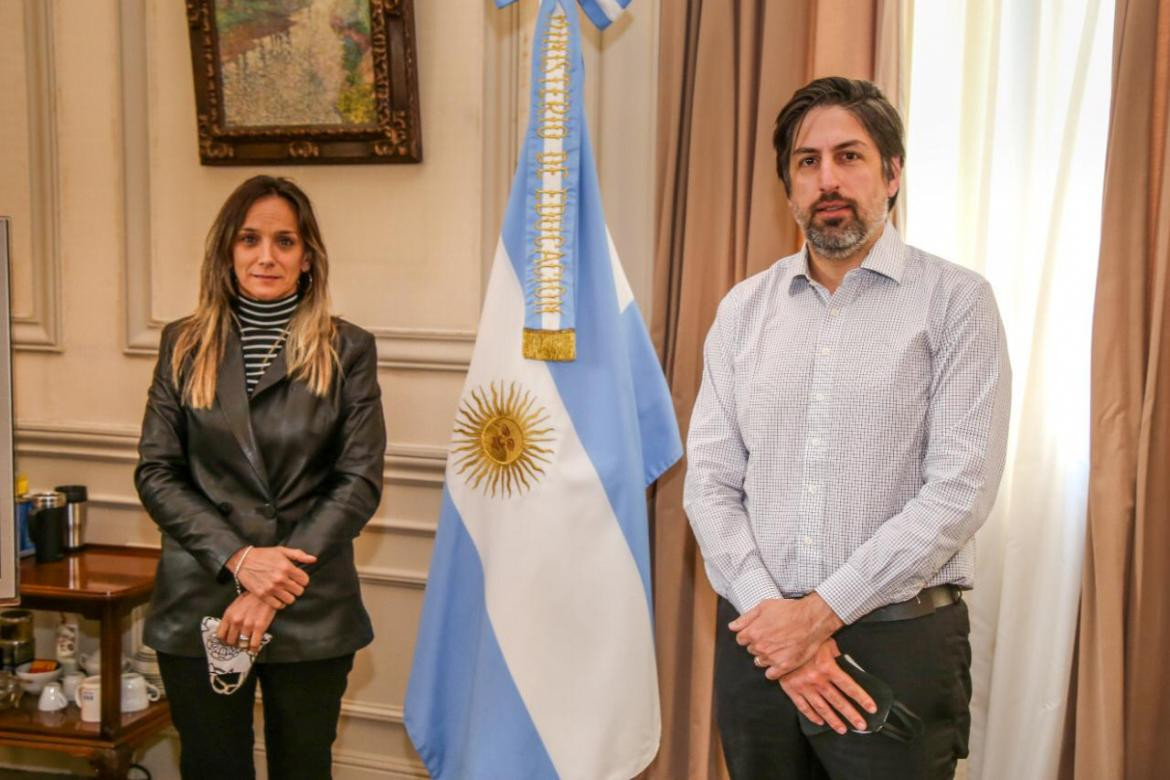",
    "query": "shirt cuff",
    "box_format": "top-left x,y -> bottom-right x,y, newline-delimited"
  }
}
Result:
729,567 -> 783,615
815,563 -> 886,624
